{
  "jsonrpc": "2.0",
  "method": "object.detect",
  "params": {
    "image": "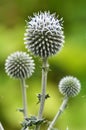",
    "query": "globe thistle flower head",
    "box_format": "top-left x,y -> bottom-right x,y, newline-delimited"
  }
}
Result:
24,11 -> 65,58
58,76 -> 81,97
5,51 -> 35,79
